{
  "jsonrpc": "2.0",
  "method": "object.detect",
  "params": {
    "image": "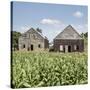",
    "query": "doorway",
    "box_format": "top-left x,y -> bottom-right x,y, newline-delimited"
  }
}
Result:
68,45 -> 71,52
31,44 -> 33,51
28,47 -> 30,51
